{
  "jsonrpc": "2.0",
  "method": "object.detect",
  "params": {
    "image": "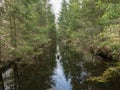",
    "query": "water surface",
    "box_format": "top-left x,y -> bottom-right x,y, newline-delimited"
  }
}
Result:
0,45 -> 120,90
